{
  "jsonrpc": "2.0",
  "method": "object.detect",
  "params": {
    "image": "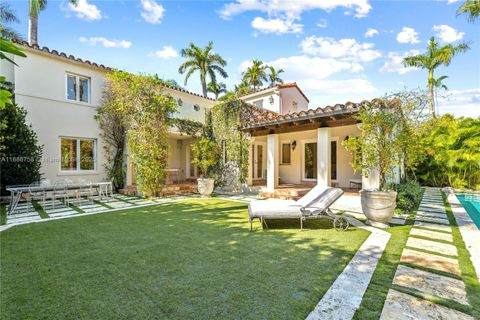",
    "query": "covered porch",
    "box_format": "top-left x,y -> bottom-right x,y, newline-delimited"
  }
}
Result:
242,103 -> 380,198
